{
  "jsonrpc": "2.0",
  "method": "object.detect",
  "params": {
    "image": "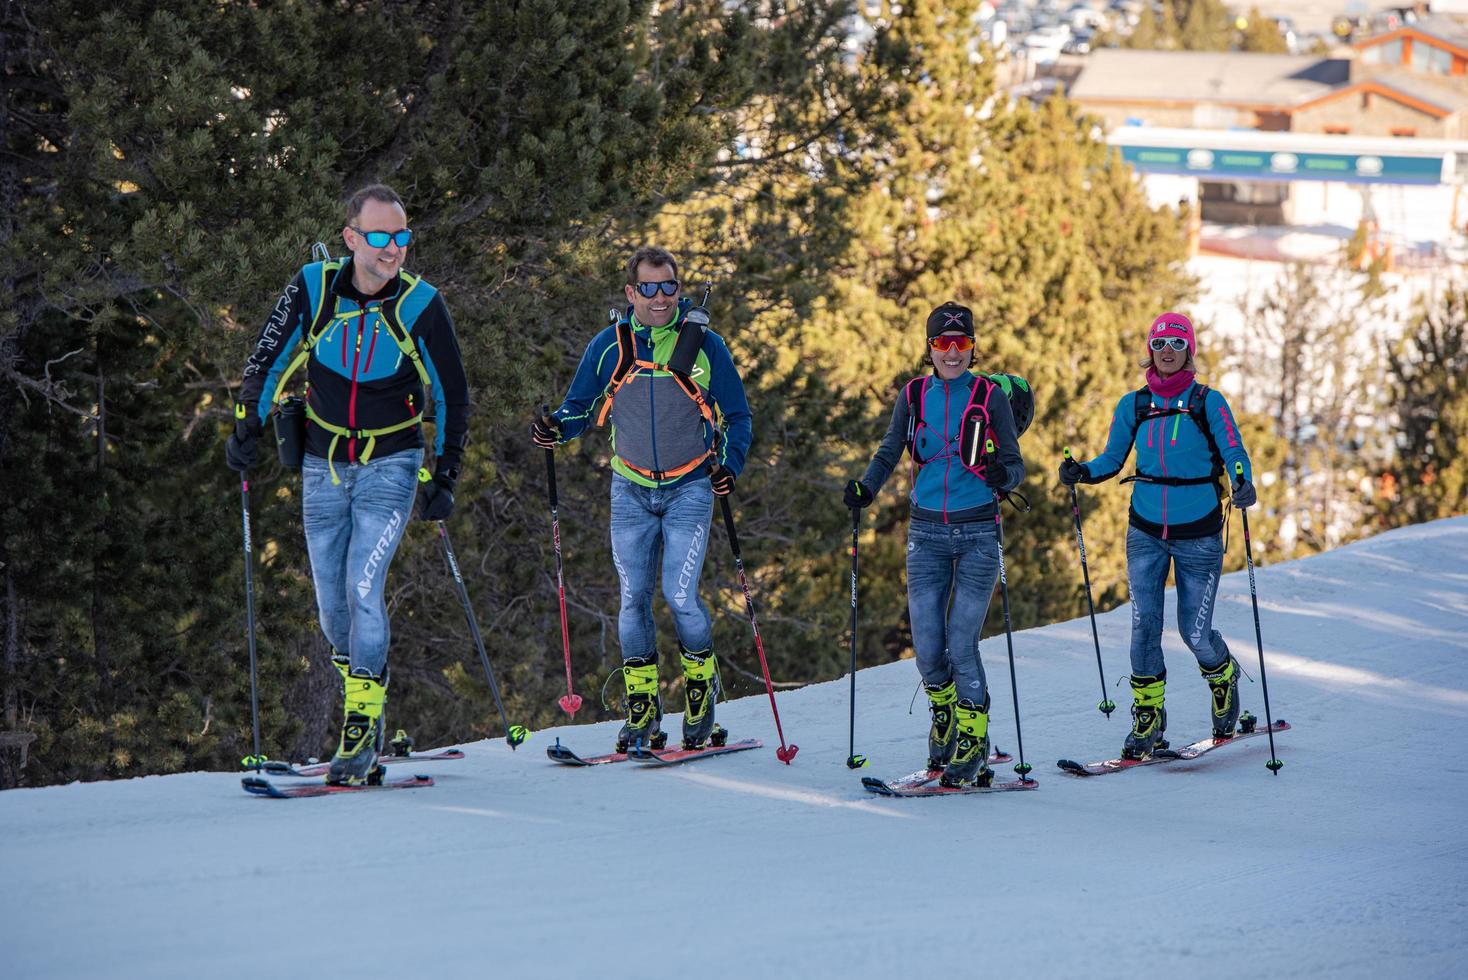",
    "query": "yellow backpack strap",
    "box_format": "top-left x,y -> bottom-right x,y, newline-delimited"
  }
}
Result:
305,402 -> 421,485
378,272 -> 432,390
